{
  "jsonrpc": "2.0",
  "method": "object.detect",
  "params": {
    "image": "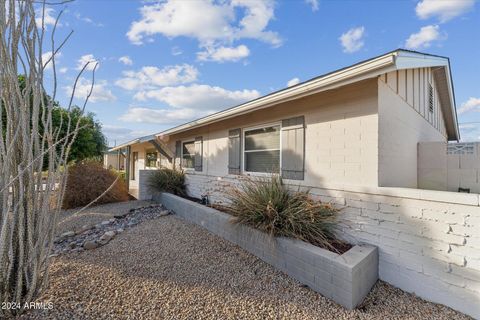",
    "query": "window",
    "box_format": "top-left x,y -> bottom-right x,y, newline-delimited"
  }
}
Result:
244,124 -> 280,173
428,83 -> 434,113
145,149 -> 158,167
182,141 -> 195,169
